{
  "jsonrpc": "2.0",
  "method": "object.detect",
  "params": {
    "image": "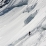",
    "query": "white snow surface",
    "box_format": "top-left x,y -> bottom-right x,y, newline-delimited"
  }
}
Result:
0,0 -> 46,46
